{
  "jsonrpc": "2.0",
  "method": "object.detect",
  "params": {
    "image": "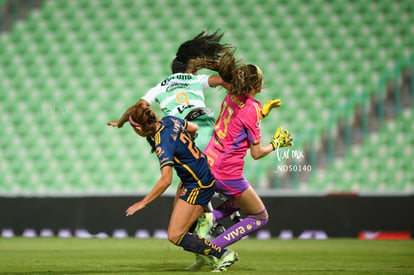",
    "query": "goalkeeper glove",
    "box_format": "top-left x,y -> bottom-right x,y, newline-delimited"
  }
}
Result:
262,98 -> 282,118
270,127 -> 294,150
